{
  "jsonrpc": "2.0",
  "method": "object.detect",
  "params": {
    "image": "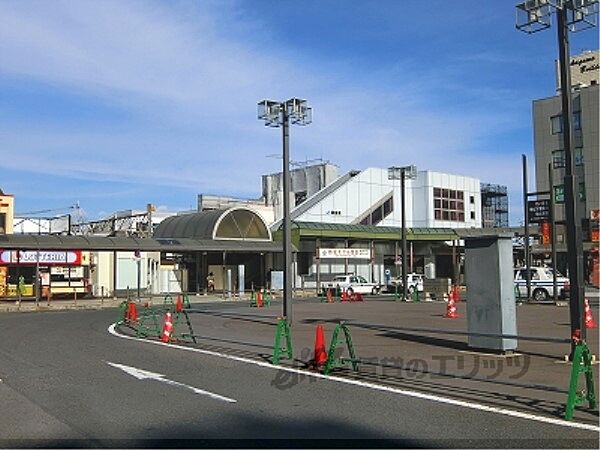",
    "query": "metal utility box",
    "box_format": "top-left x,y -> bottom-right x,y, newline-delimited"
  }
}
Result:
465,233 -> 517,352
